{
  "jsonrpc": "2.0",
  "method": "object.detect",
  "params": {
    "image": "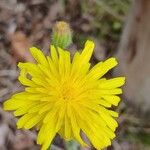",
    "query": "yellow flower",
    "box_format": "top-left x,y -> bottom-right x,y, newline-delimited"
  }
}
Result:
3,40 -> 125,150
